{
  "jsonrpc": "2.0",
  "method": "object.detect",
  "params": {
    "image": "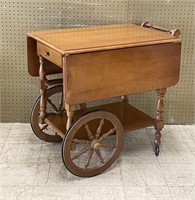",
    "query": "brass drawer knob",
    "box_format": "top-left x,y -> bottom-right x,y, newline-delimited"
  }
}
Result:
45,51 -> 50,56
